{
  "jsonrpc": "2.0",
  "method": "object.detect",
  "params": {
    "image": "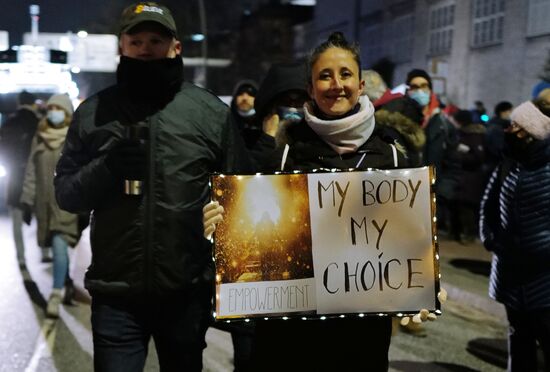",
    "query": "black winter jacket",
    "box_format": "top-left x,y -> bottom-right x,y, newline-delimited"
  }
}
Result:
260,121 -> 405,172
480,148 -> 550,310
54,81 -> 250,297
